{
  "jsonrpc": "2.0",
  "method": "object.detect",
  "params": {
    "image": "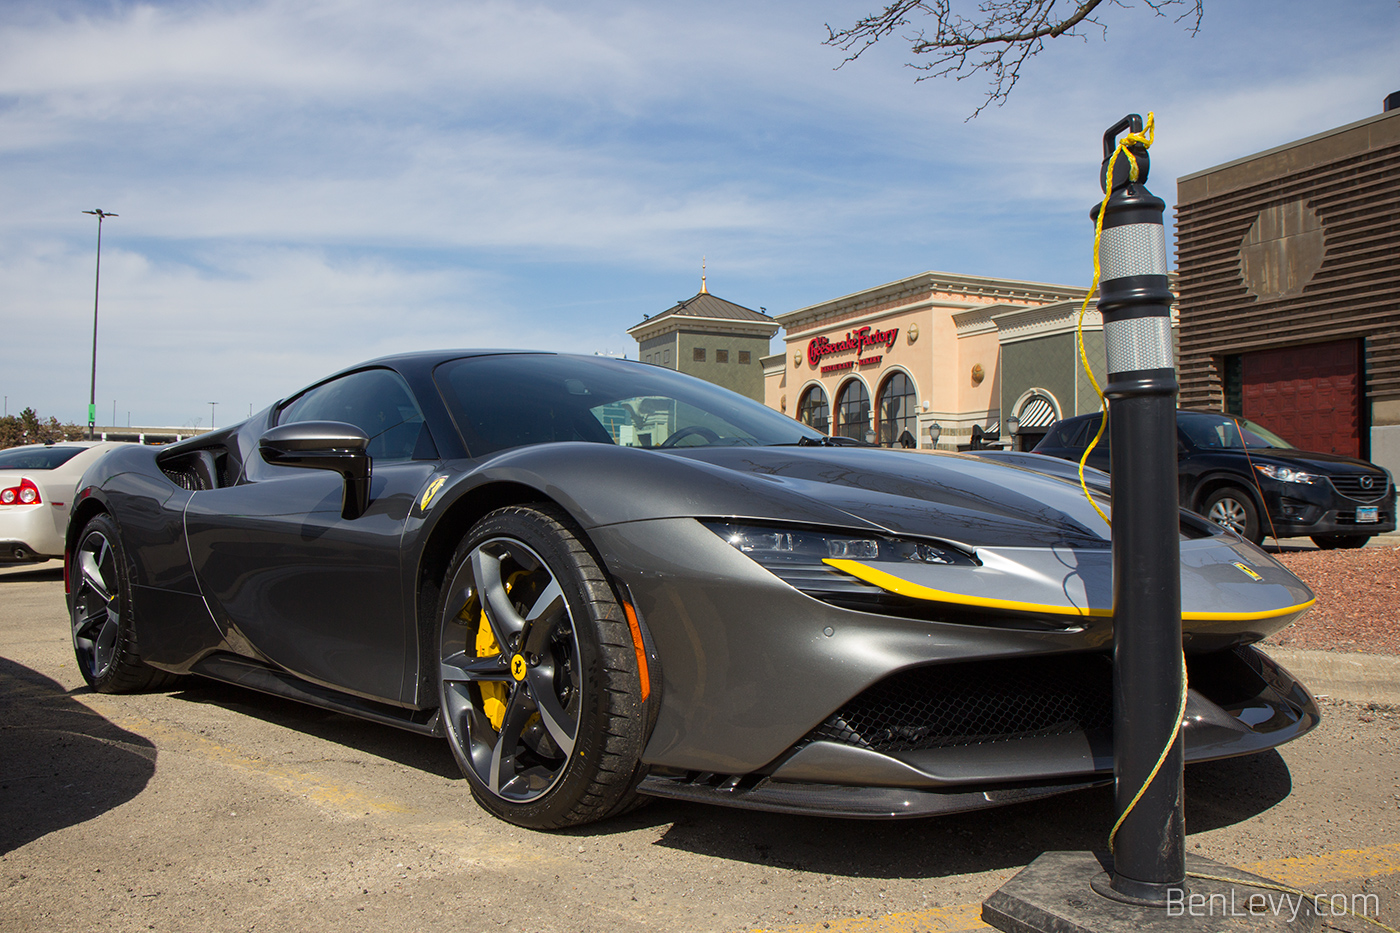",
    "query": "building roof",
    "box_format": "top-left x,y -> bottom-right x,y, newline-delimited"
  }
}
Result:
774,270 -> 1087,335
627,290 -> 778,341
